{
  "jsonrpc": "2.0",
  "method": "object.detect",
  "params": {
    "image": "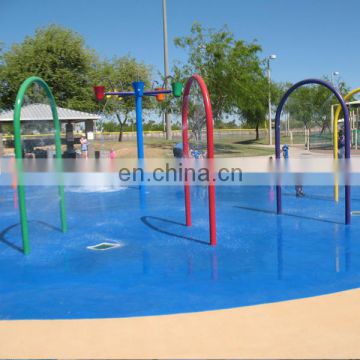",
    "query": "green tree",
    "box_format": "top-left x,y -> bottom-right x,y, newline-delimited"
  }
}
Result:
0,25 -> 97,111
103,120 -> 120,132
239,80 -> 285,138
151,70 -> 184,136
285,78 -> 349,132
173,23 -> 270,139
93,56 -> 152,141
